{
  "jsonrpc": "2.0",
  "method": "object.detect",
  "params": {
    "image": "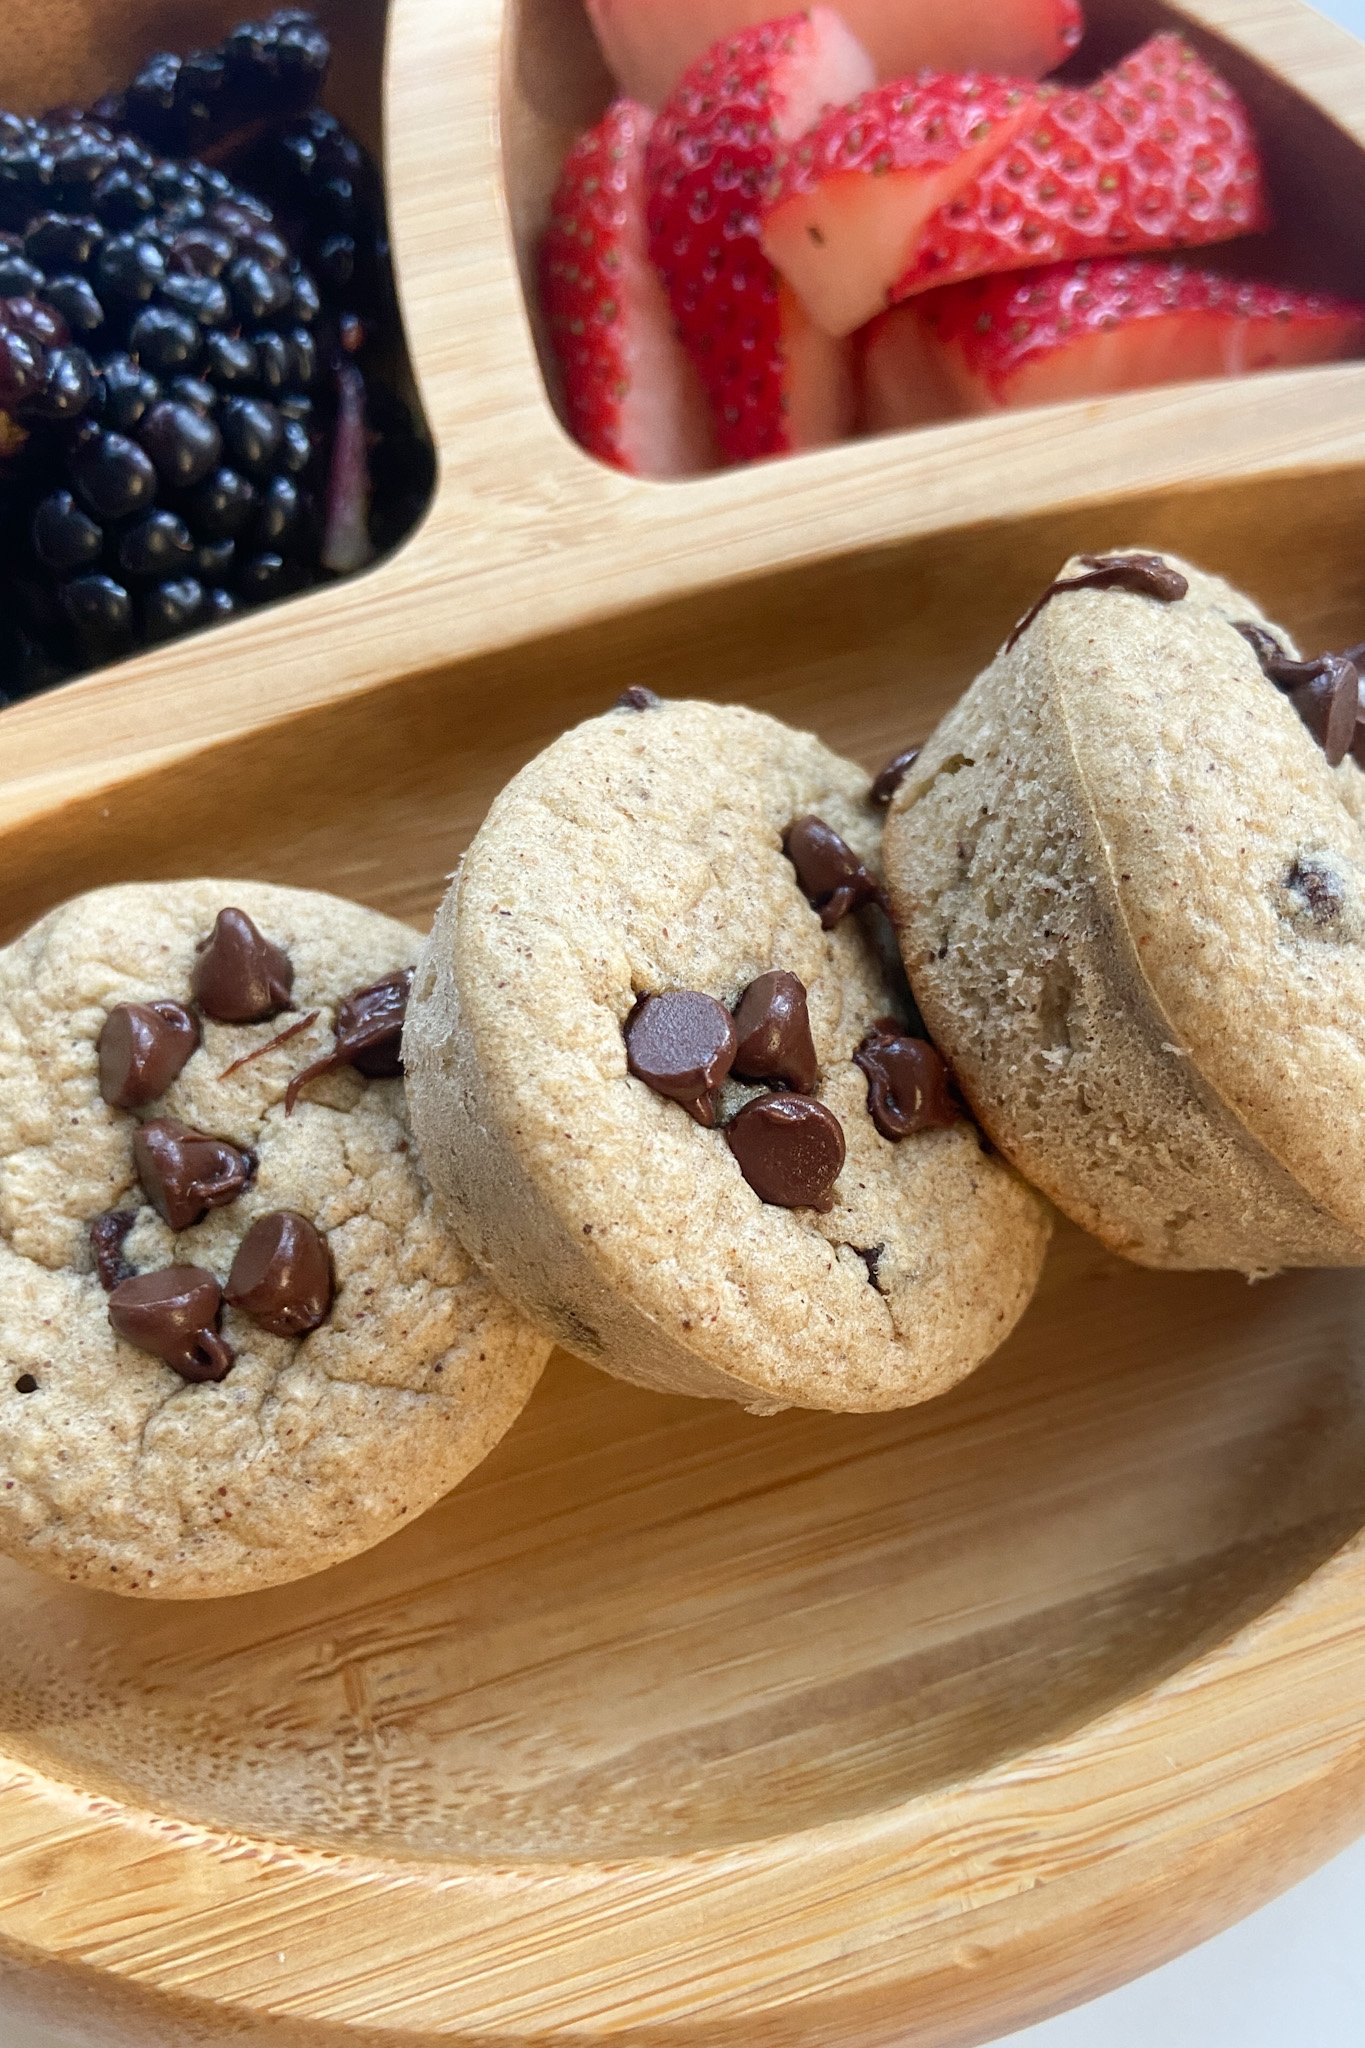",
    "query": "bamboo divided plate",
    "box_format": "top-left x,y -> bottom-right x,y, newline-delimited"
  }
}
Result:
4,0 -> 1365,2043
